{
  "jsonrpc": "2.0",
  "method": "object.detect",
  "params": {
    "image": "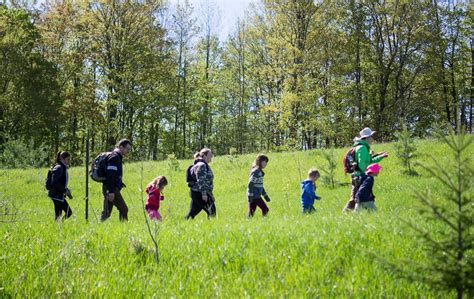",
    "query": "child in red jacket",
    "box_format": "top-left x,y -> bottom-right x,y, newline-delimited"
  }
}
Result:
145,176 -> 168,221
